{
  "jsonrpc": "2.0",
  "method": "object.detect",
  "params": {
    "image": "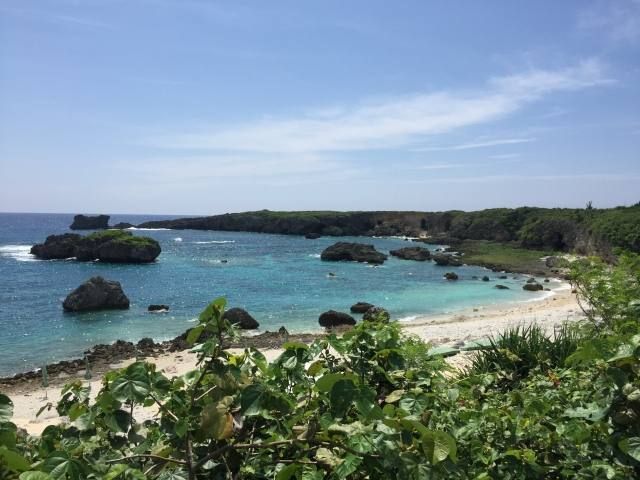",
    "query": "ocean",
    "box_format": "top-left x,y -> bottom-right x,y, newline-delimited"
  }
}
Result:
0,212 -> 557,376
